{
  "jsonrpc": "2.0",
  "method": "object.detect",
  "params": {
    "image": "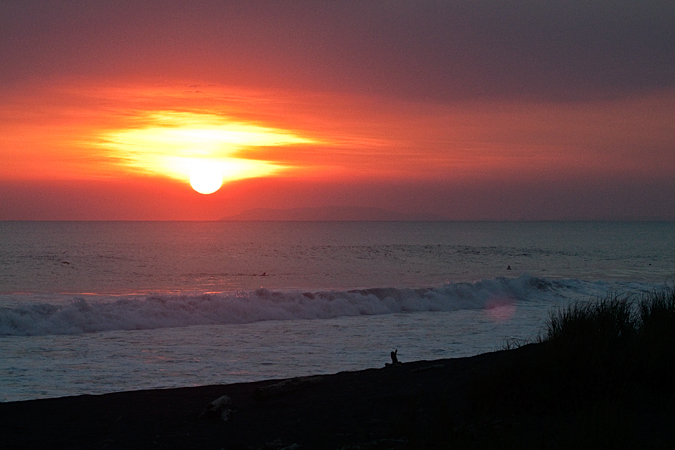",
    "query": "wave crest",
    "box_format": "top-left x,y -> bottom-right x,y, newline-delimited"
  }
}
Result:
0,276 -> 590,336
